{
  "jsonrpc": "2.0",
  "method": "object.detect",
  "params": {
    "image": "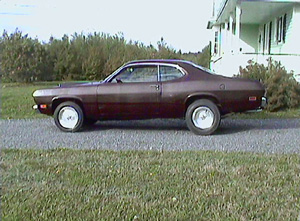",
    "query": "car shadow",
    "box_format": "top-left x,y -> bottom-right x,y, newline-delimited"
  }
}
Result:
84,119 -> 189,132
215,118 -> 300,135
82,118 -> 300,135
214,123 -> 254,135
